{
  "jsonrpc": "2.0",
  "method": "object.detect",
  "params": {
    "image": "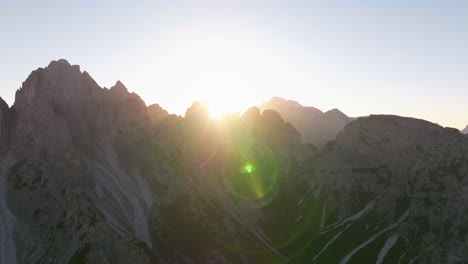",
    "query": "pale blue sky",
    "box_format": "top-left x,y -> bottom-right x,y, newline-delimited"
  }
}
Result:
1,0 -> 467,129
